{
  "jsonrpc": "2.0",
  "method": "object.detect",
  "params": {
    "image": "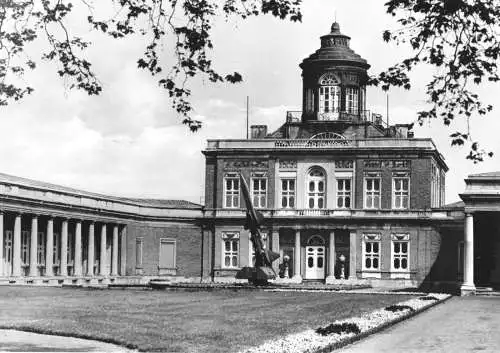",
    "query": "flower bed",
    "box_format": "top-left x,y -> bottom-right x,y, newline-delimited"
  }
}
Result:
238,293 -> 451,353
